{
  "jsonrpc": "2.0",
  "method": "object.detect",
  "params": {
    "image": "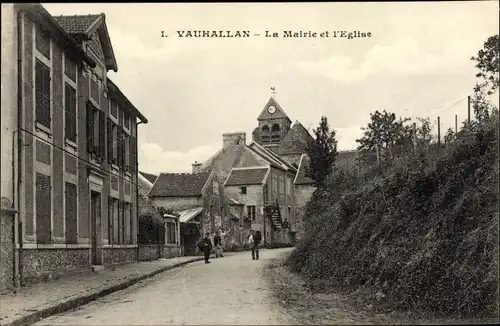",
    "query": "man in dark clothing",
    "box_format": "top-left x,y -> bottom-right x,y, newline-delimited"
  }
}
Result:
213,231 -> 223,258
198,233 -> 213,264
249,230 -> 262,260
